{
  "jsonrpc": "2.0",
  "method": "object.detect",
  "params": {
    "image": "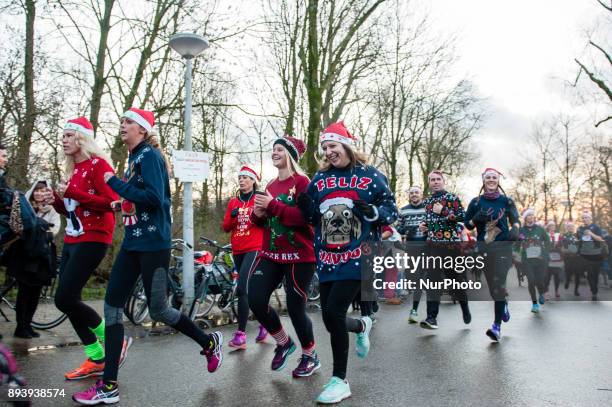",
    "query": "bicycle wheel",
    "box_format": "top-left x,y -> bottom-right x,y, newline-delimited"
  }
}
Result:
127,276 -> 149,325
191,293 -> 216,320
307,273 -> 320,302
31,277 -> 68,330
